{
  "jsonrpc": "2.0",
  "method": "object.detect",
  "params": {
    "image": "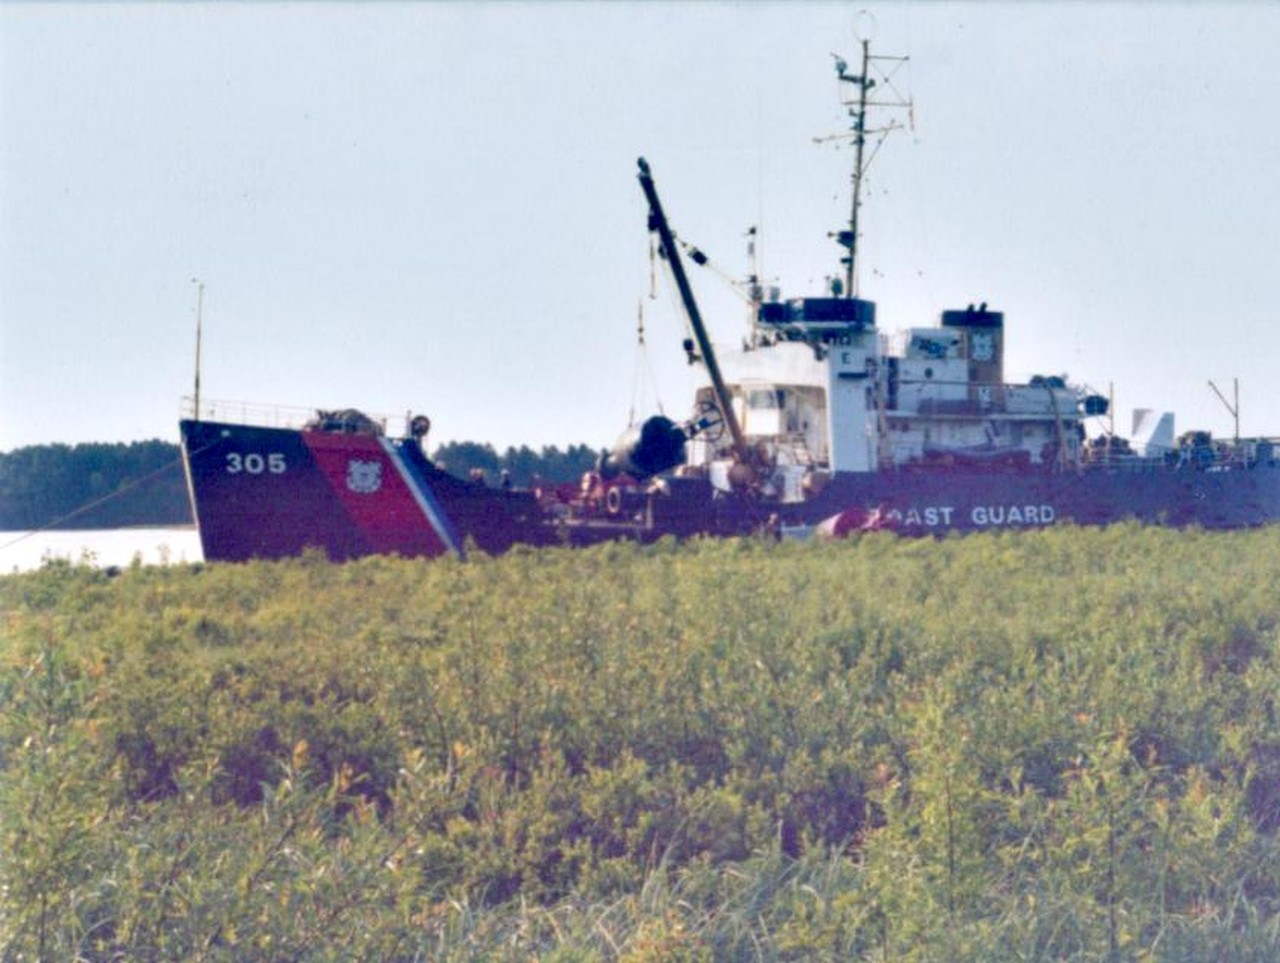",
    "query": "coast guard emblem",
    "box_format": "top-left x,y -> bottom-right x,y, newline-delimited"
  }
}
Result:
346,459 -> 383,494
